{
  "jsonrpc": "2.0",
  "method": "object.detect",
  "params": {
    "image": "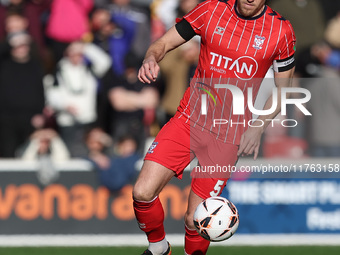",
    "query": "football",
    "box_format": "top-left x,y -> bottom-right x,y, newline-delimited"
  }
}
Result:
193,196 -> 239,242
